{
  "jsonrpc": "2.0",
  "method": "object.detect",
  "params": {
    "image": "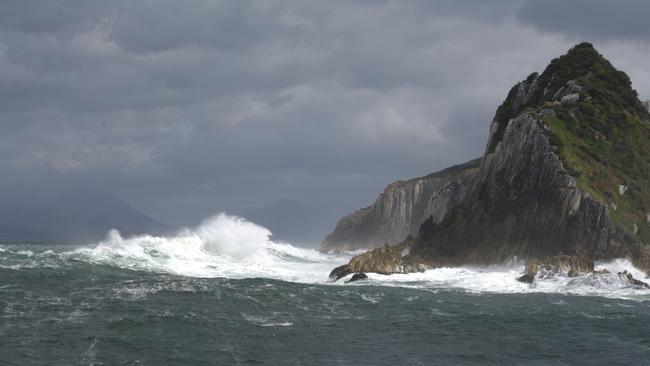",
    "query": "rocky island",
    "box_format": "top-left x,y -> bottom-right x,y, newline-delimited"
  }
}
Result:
326,43 -> 650,284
